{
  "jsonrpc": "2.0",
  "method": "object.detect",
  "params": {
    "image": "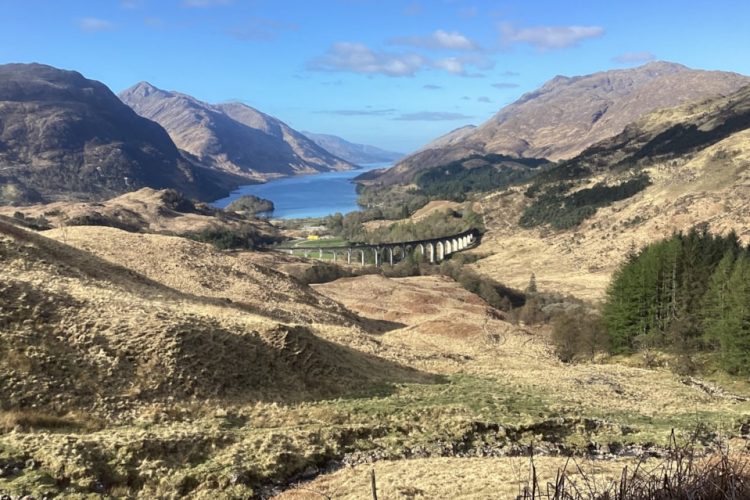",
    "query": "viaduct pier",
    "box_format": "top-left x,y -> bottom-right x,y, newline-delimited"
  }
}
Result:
278,228 -> 481,267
